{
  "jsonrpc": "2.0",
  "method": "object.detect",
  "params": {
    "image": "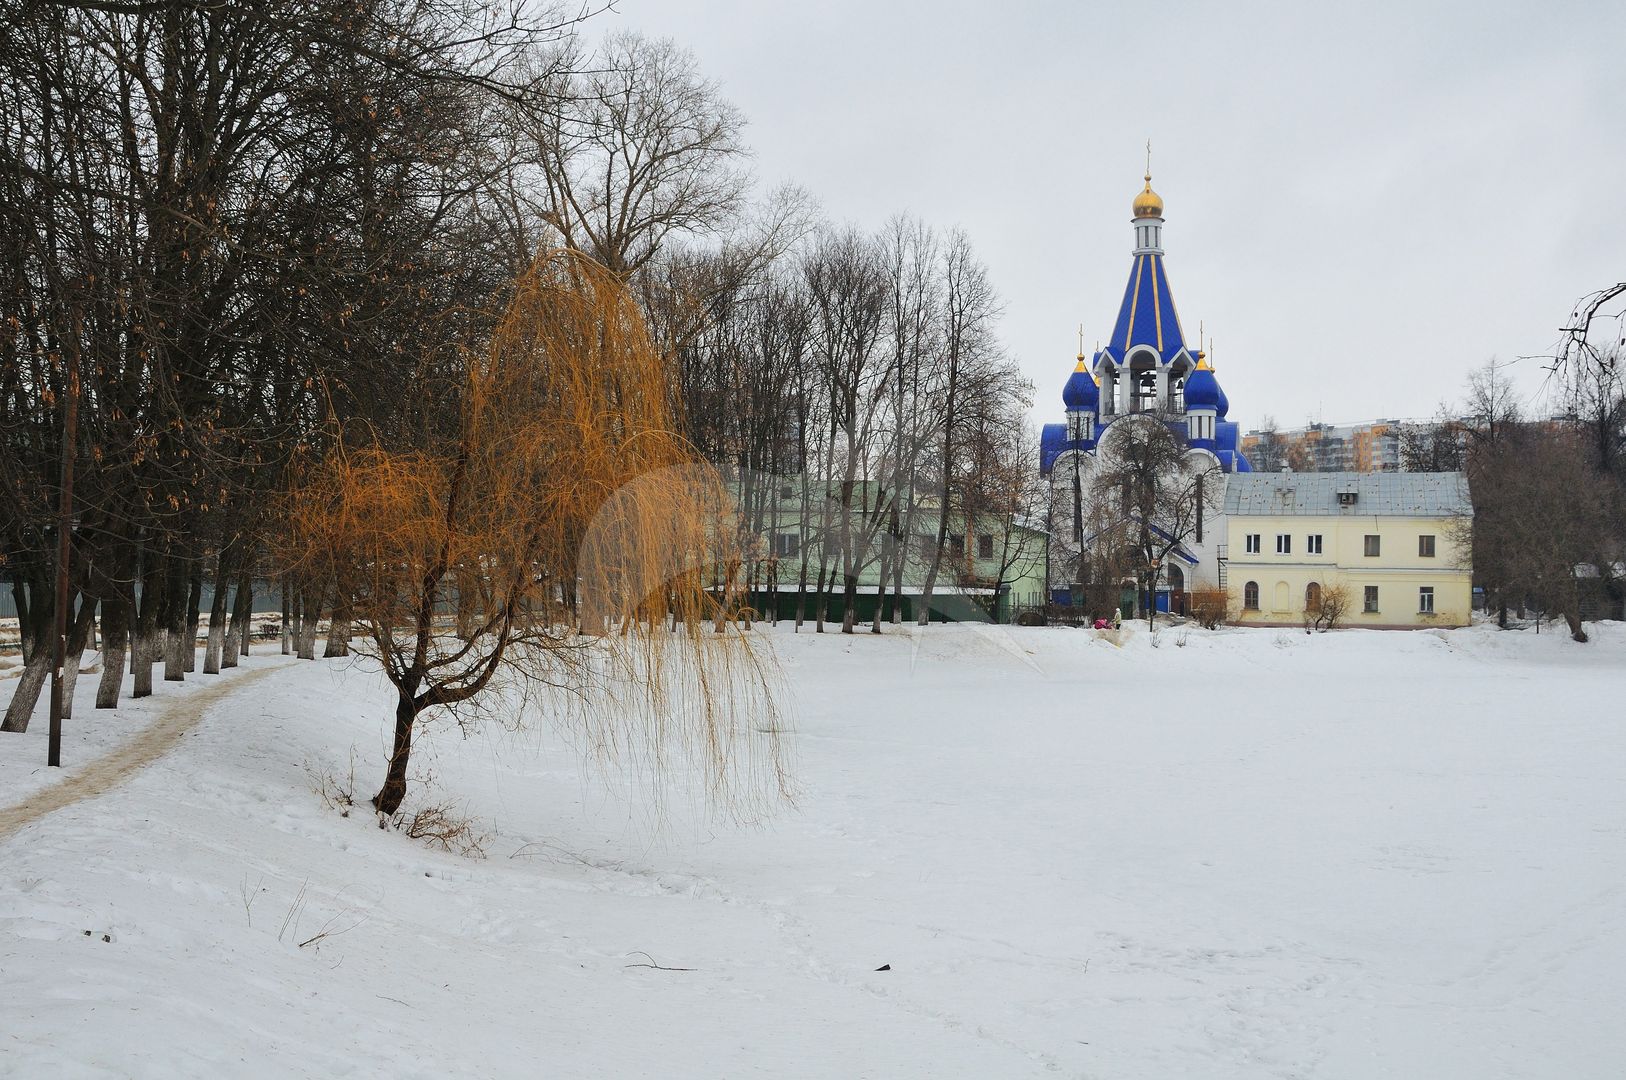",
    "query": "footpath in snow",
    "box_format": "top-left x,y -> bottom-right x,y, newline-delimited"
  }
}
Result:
2,621 -> 1625,1078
